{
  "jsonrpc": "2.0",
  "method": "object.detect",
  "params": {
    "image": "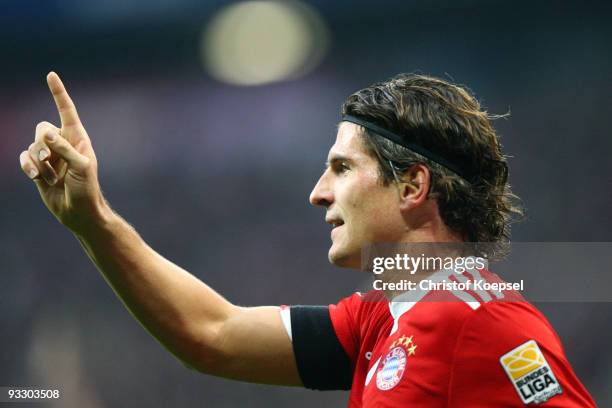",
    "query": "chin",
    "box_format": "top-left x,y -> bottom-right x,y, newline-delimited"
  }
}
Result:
328,245 -> 361,269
